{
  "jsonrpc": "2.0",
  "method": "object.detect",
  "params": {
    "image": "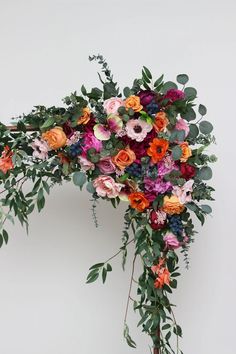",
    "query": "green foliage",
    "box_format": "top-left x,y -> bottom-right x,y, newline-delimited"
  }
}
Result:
176,74 -> 189,85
